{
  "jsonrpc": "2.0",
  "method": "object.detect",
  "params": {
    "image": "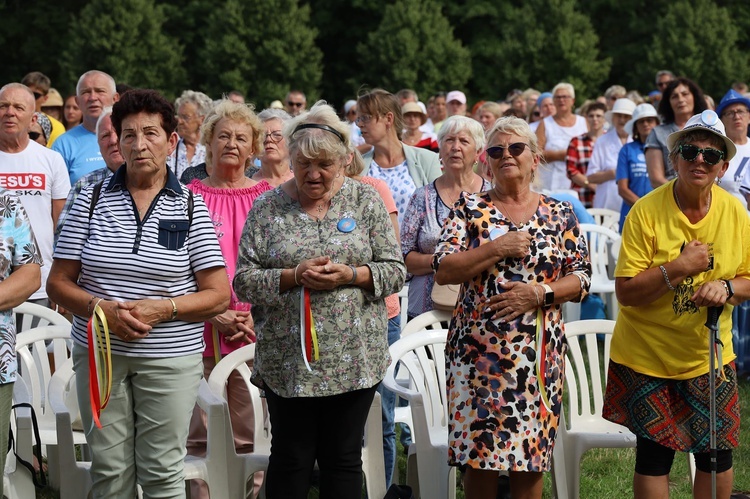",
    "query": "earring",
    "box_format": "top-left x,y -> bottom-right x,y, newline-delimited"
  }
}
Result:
336,172 -> 341,178
717,177 -> 722,185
